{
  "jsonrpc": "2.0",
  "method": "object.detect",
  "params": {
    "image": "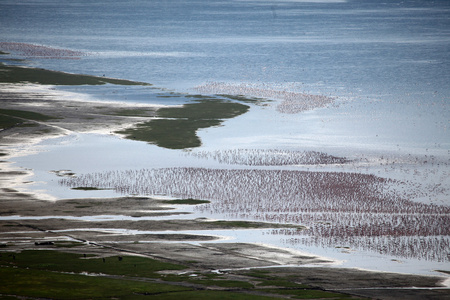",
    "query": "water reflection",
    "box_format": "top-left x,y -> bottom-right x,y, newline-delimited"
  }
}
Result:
60,167 -> 449,262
